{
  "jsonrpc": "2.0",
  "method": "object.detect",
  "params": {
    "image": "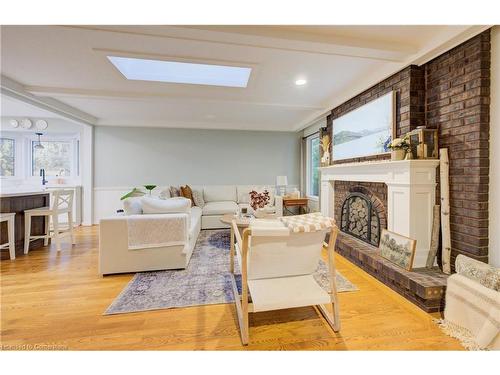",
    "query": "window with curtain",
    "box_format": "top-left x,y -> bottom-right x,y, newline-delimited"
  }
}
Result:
306,134 -> 320,197
0,137 -> 16,177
